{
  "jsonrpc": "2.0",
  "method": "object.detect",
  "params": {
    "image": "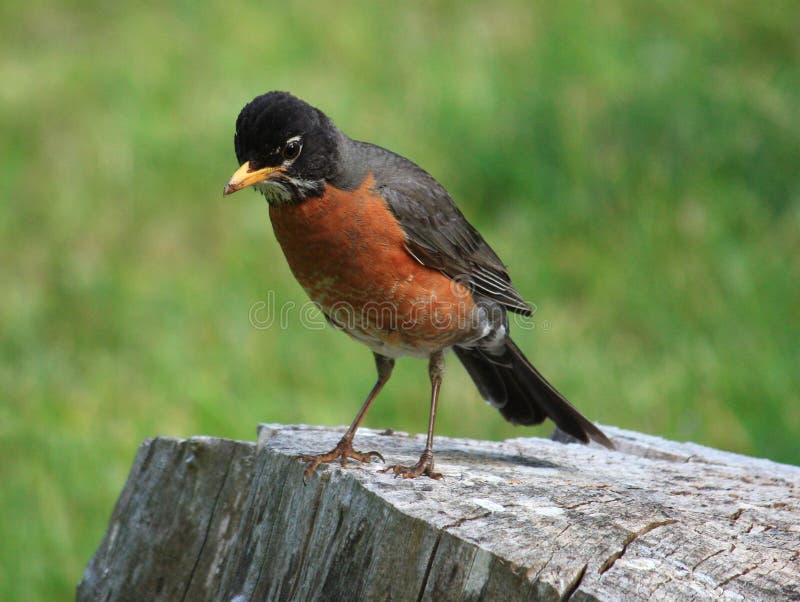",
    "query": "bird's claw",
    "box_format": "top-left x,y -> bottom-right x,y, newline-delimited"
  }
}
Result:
380,452 -> 442,480
300,438 -> 384,480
